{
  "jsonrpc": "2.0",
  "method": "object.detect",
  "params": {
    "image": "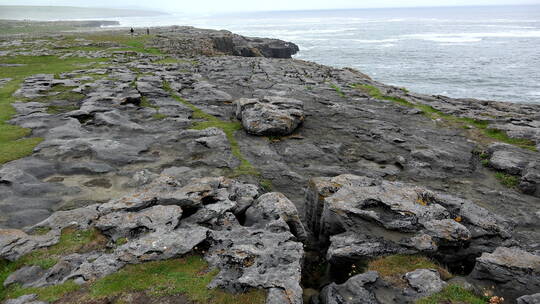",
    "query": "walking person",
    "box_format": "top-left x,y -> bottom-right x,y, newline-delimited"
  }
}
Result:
130,28 -> 134,36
